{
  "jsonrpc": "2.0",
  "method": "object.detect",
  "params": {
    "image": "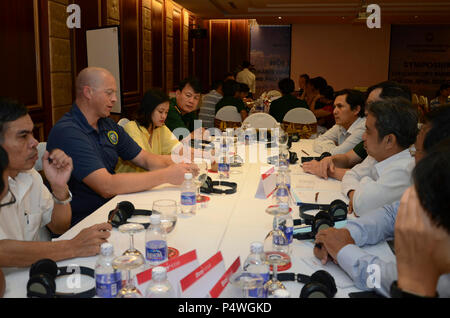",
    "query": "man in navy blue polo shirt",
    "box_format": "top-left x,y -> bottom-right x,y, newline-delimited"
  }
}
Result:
47,67 -> 197,226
